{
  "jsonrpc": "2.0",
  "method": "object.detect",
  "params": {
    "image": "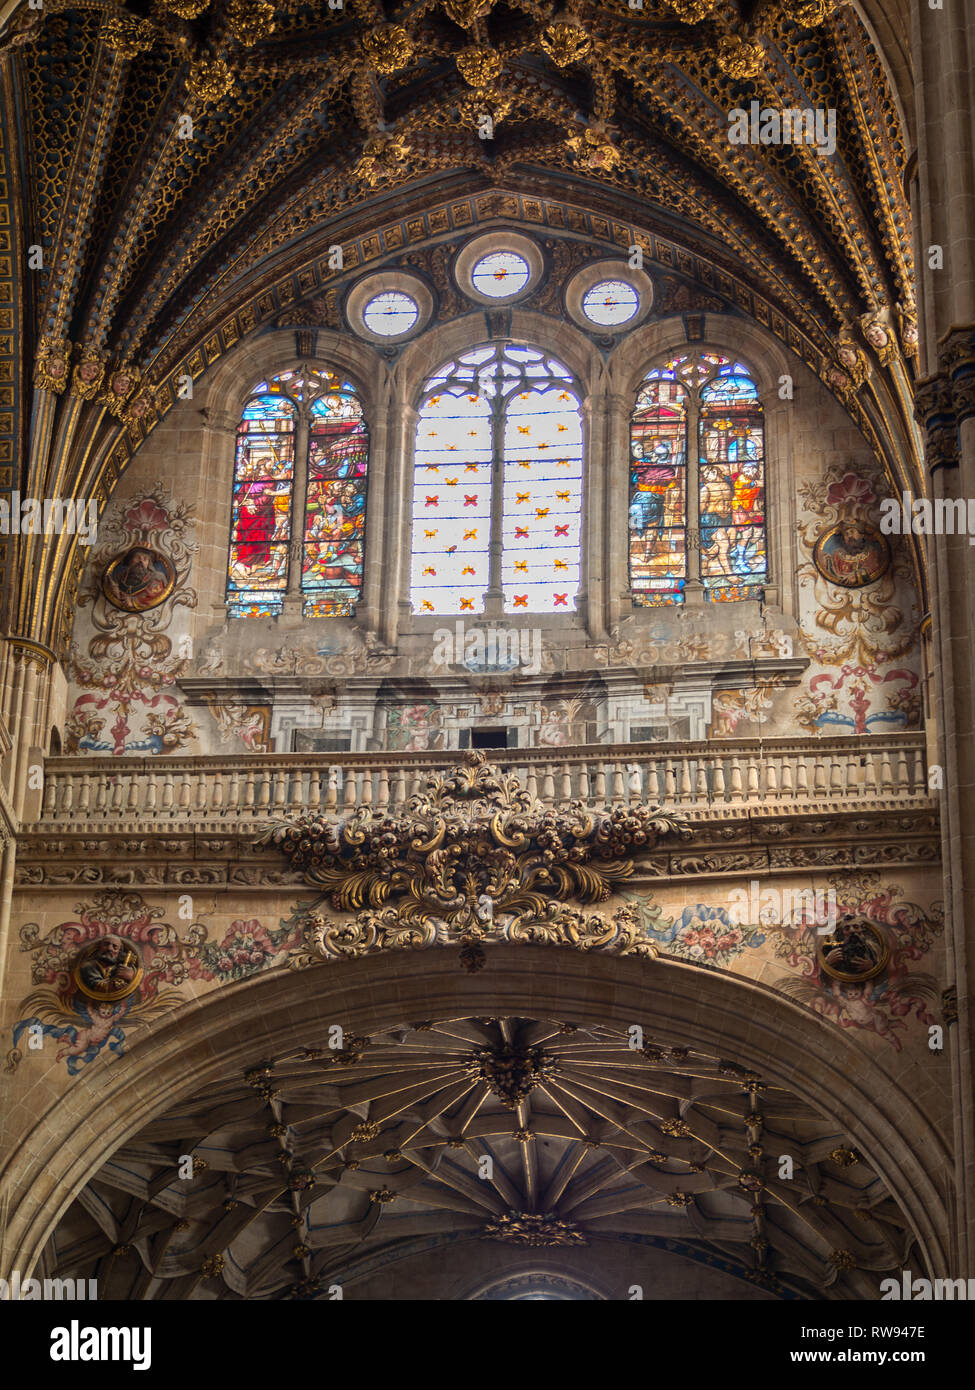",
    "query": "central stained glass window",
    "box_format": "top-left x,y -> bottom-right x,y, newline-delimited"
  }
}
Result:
629,352 -> 766,604
471,252 -> 530,298
410,345 -> 583,614
227,367 -> 368,618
